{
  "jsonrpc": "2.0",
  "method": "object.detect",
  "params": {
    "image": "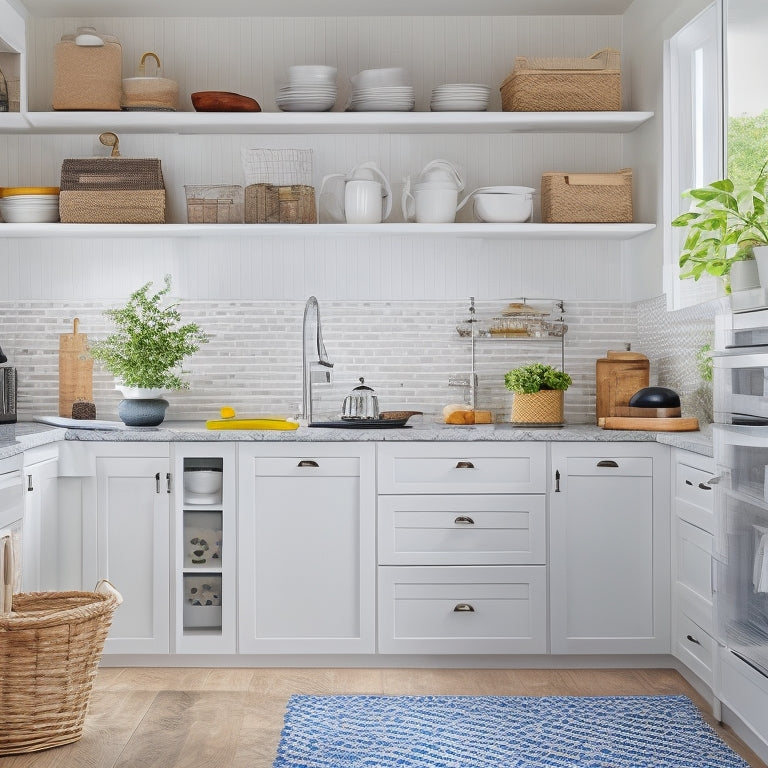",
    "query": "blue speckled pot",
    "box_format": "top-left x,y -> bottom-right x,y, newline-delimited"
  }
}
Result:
117,398 -> 169,427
